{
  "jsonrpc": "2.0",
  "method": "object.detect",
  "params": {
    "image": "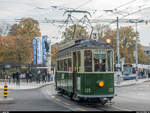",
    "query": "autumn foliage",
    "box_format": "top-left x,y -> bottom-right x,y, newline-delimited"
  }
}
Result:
0,18 -> 41,64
